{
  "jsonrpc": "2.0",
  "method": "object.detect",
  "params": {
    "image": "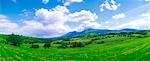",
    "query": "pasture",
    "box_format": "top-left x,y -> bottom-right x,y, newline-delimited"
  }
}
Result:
1,36 -> 150,61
